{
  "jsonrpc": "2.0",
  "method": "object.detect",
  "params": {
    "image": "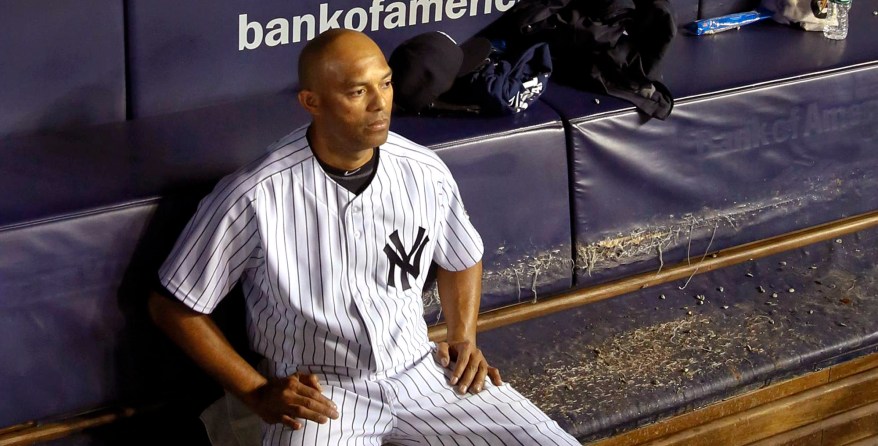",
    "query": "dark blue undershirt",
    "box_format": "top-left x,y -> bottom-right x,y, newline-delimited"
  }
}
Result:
313,147 -> 380,195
